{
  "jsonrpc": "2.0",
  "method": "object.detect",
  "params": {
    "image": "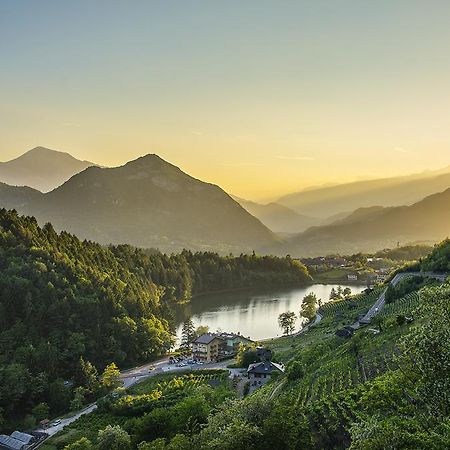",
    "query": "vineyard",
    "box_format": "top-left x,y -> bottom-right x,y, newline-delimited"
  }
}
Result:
379,292 -> 421,319
319,288 -> 383,320
41,369 -> 231,450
